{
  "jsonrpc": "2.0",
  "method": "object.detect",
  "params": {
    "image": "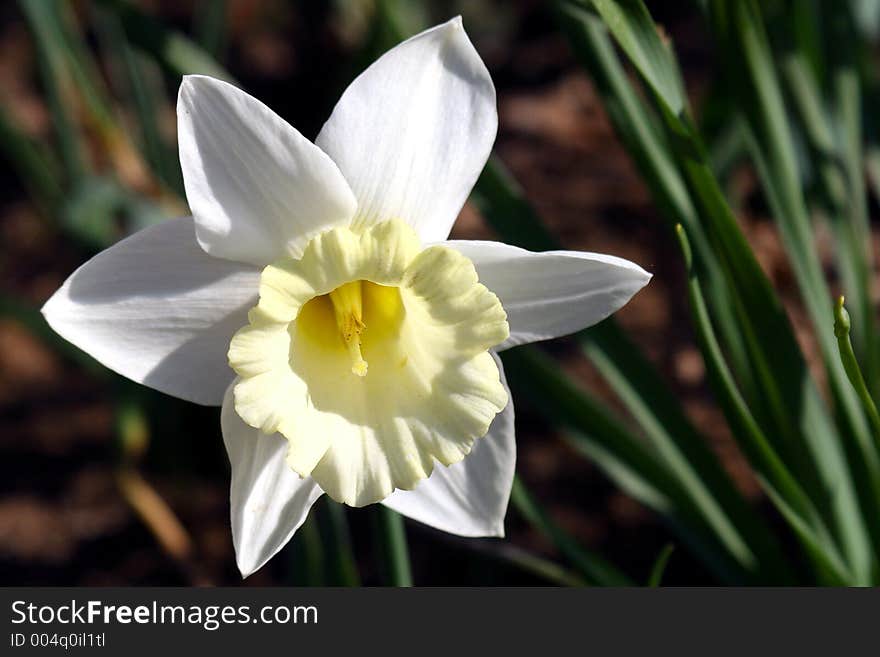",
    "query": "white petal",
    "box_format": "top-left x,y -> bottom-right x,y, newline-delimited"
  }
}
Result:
41,217 -> 258,405
222,381 -> 323,577
316,17 -> 496,242
382,354 -> 515,537
445,240 -> 651,349
178,75 -> 357,267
